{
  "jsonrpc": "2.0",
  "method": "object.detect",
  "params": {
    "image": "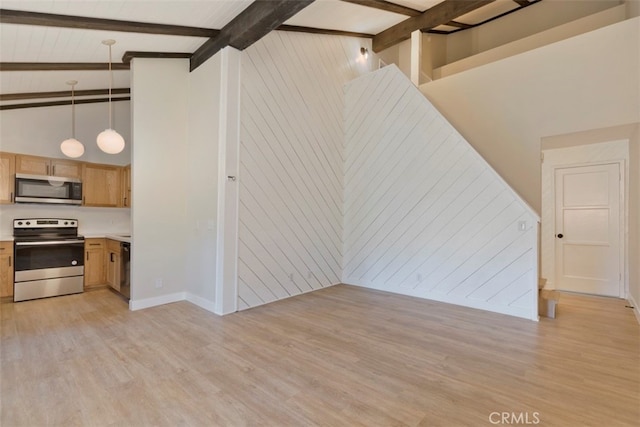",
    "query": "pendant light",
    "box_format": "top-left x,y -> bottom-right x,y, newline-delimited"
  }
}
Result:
60,80 -> 85,158
96,39 -> 125,154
